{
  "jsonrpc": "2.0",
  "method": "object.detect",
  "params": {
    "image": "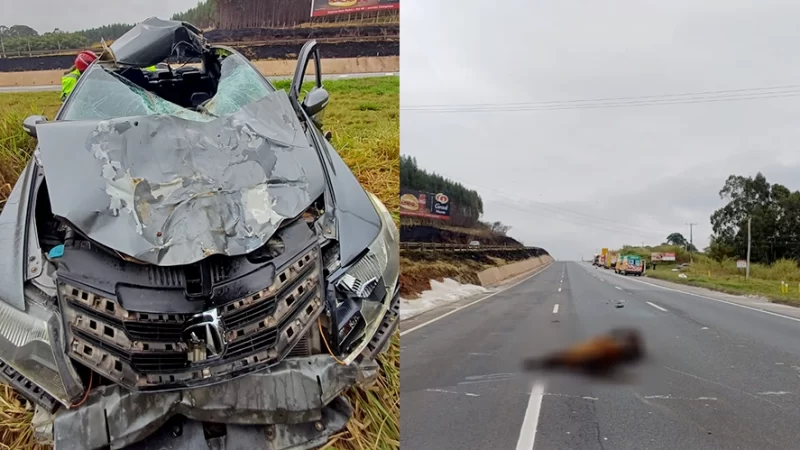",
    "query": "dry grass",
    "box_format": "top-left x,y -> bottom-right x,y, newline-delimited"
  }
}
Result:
0,76 -> 399,449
